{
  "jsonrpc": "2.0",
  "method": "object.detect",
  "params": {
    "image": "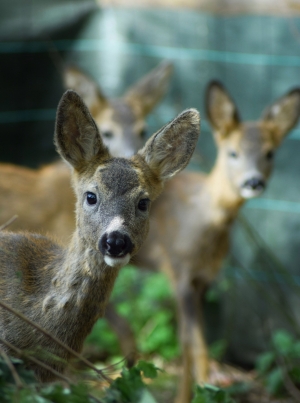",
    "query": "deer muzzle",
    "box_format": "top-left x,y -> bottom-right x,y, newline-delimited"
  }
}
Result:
99,231 -> 134,267
240,176 -> 266,198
